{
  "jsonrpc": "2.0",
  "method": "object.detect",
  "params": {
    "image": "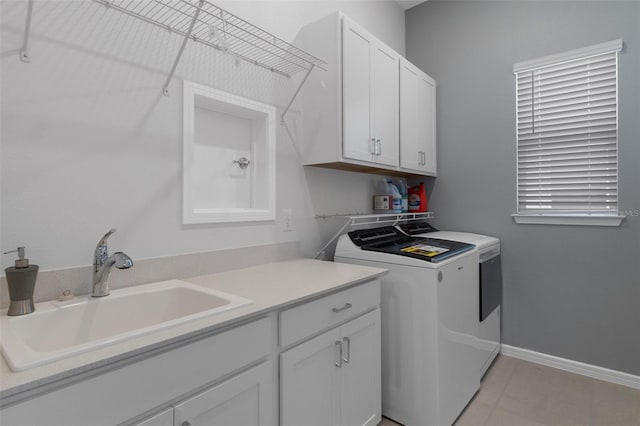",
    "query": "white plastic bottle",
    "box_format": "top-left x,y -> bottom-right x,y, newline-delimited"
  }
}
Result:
392,178 -> 409,213
388,181 -> 402,213
373,177 -> 392,213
